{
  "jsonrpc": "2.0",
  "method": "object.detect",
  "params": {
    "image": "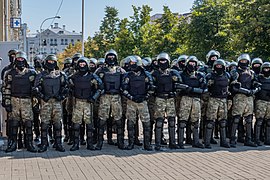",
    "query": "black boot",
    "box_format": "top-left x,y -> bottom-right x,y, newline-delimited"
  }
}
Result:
155,118 -> 163,151
116,119 -> 126,150
134,118 -> 143,146
86,123 -> 95,150
95,120 -> 106,150
24,121 -> 37,153
237,118 -> 245,143
204,120 -> 214,149
70,123 -> 80,151
265,119 -> 270,145
62,113 -> 69,142
168,117 -> 179,149
230,116 -> 240,148
199,116 -> 205,139
127,119 -> 135,150
17,121 -> 23,149
107,117 -> 115,145
244,115 -> 257,147
33,112 -> 40,142
214,119 -> 219,139
5,120 -> 19,153
219,120 -> 230,148
149,120 -> 155,145
67,116 -> 74,145
177,120 -> 186,149
185,121 -> 192,145
254,118 -> 263,146
192,121 -> 204,148
54,122 -> 65,152
80,122 -> 86,145
38,122 -> 48,153
143,121 -> 152,151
